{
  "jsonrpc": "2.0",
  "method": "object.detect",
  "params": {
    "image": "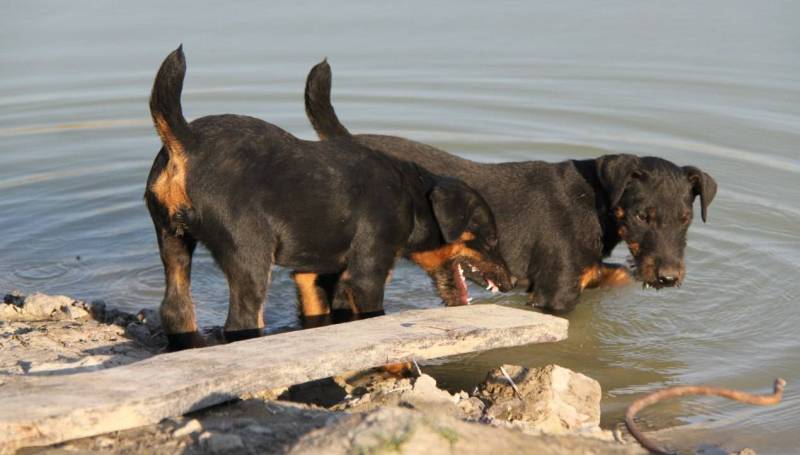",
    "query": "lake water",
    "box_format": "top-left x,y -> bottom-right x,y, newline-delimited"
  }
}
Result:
2,1 -> 798,452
